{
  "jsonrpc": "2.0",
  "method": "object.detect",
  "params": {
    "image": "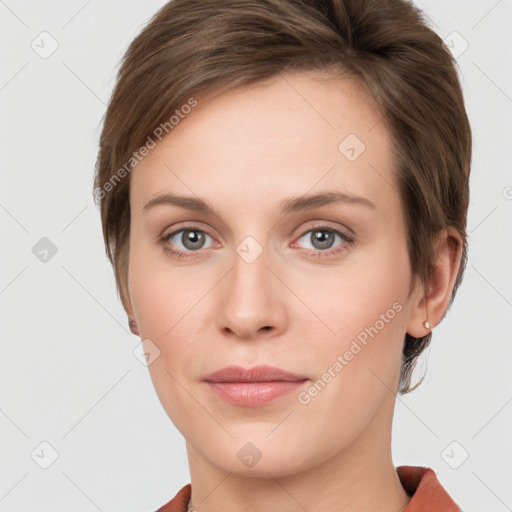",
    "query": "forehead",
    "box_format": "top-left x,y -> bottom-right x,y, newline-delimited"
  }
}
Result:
130,71 -> 398,216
